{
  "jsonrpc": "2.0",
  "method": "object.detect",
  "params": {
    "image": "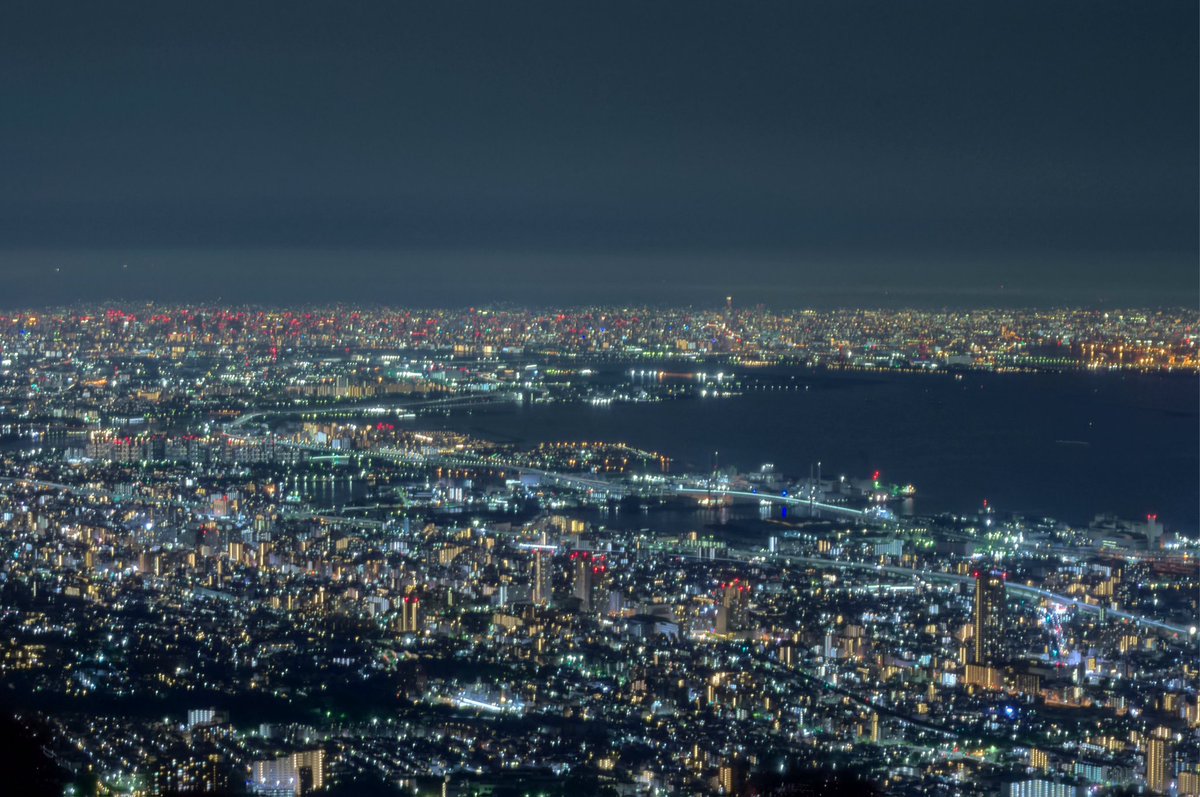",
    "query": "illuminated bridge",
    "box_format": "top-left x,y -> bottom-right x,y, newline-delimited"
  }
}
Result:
674,485 -> 867,518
